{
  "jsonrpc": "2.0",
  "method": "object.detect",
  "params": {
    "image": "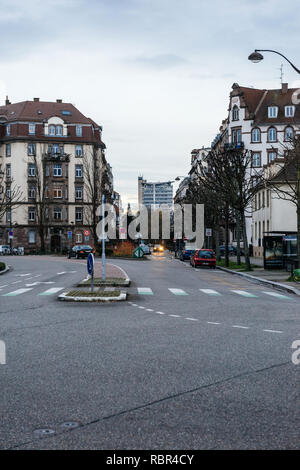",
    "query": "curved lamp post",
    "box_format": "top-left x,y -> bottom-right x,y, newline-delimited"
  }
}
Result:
248,49 -> 300,75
